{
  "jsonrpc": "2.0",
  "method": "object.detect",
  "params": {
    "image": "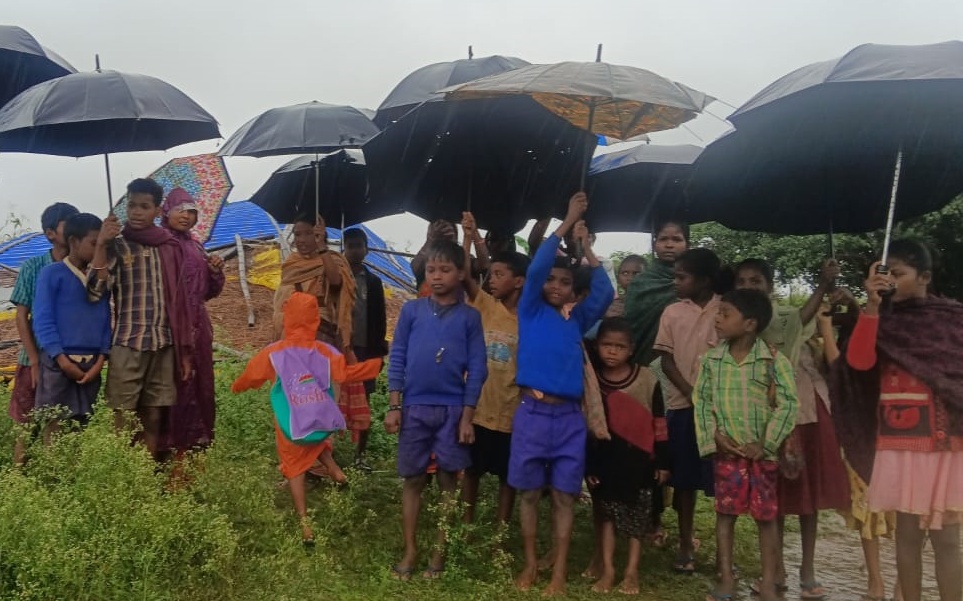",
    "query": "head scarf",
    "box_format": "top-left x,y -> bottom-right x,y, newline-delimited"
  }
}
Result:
161,188 -> 198,241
